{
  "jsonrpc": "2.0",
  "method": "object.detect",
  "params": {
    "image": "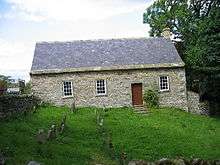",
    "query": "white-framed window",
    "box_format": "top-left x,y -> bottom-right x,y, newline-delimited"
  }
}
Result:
96,79 -> 107,95
63,81 -> 73,97
159,76 -> 169,91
